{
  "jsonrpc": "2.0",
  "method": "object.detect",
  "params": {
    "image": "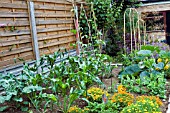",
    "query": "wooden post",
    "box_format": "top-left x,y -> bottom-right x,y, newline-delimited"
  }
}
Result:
74,5 -> 81,55
28,1 -> 41,72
